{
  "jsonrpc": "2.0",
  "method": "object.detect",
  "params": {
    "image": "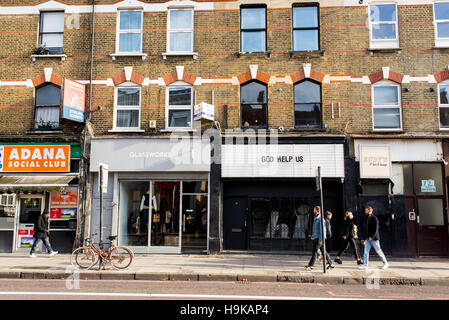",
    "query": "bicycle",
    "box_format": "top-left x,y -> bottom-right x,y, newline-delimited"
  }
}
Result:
71,234 -> 134,270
